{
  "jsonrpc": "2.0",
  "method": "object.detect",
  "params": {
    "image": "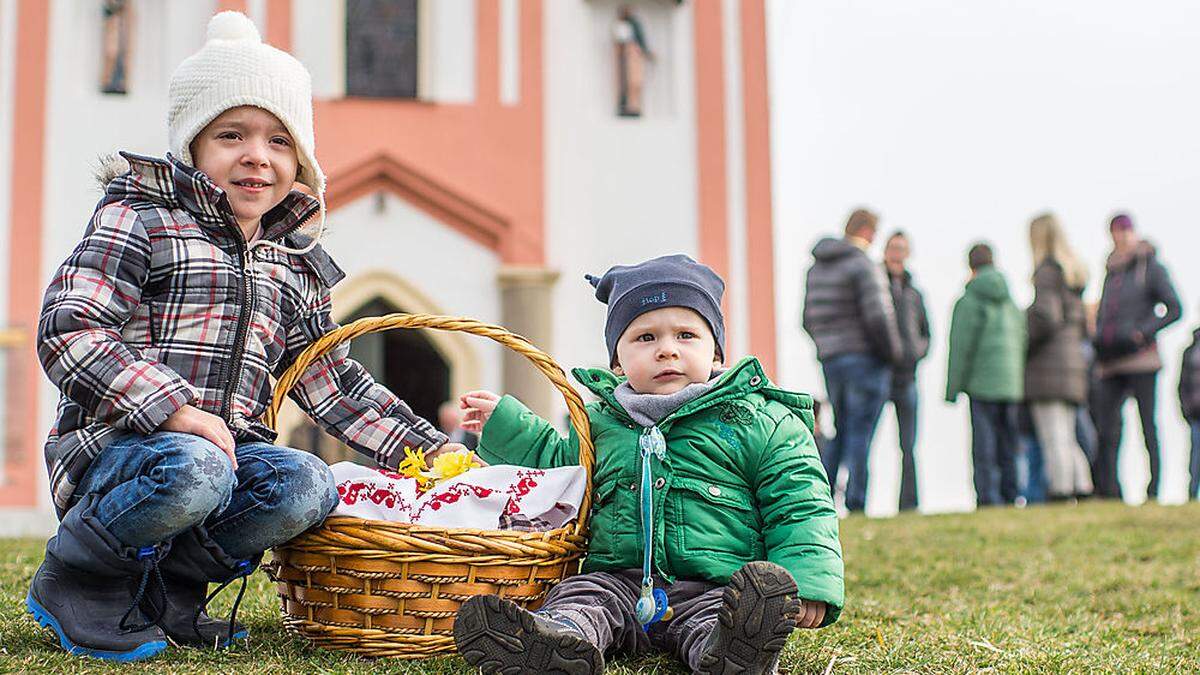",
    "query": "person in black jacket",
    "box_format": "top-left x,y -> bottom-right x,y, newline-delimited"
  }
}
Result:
882,231 -> 930,511
1179,326 -> 1200,500
803,208 -> 903,512
1091,213 -> 1182,501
